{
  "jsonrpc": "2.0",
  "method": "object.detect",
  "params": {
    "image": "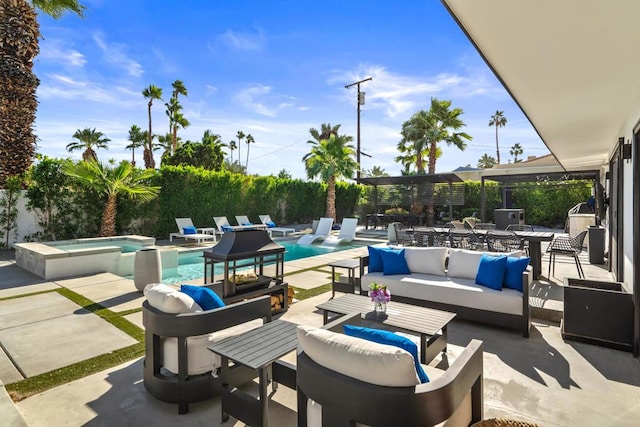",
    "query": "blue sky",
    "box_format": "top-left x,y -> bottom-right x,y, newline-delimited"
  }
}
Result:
34,0 -> 548,179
